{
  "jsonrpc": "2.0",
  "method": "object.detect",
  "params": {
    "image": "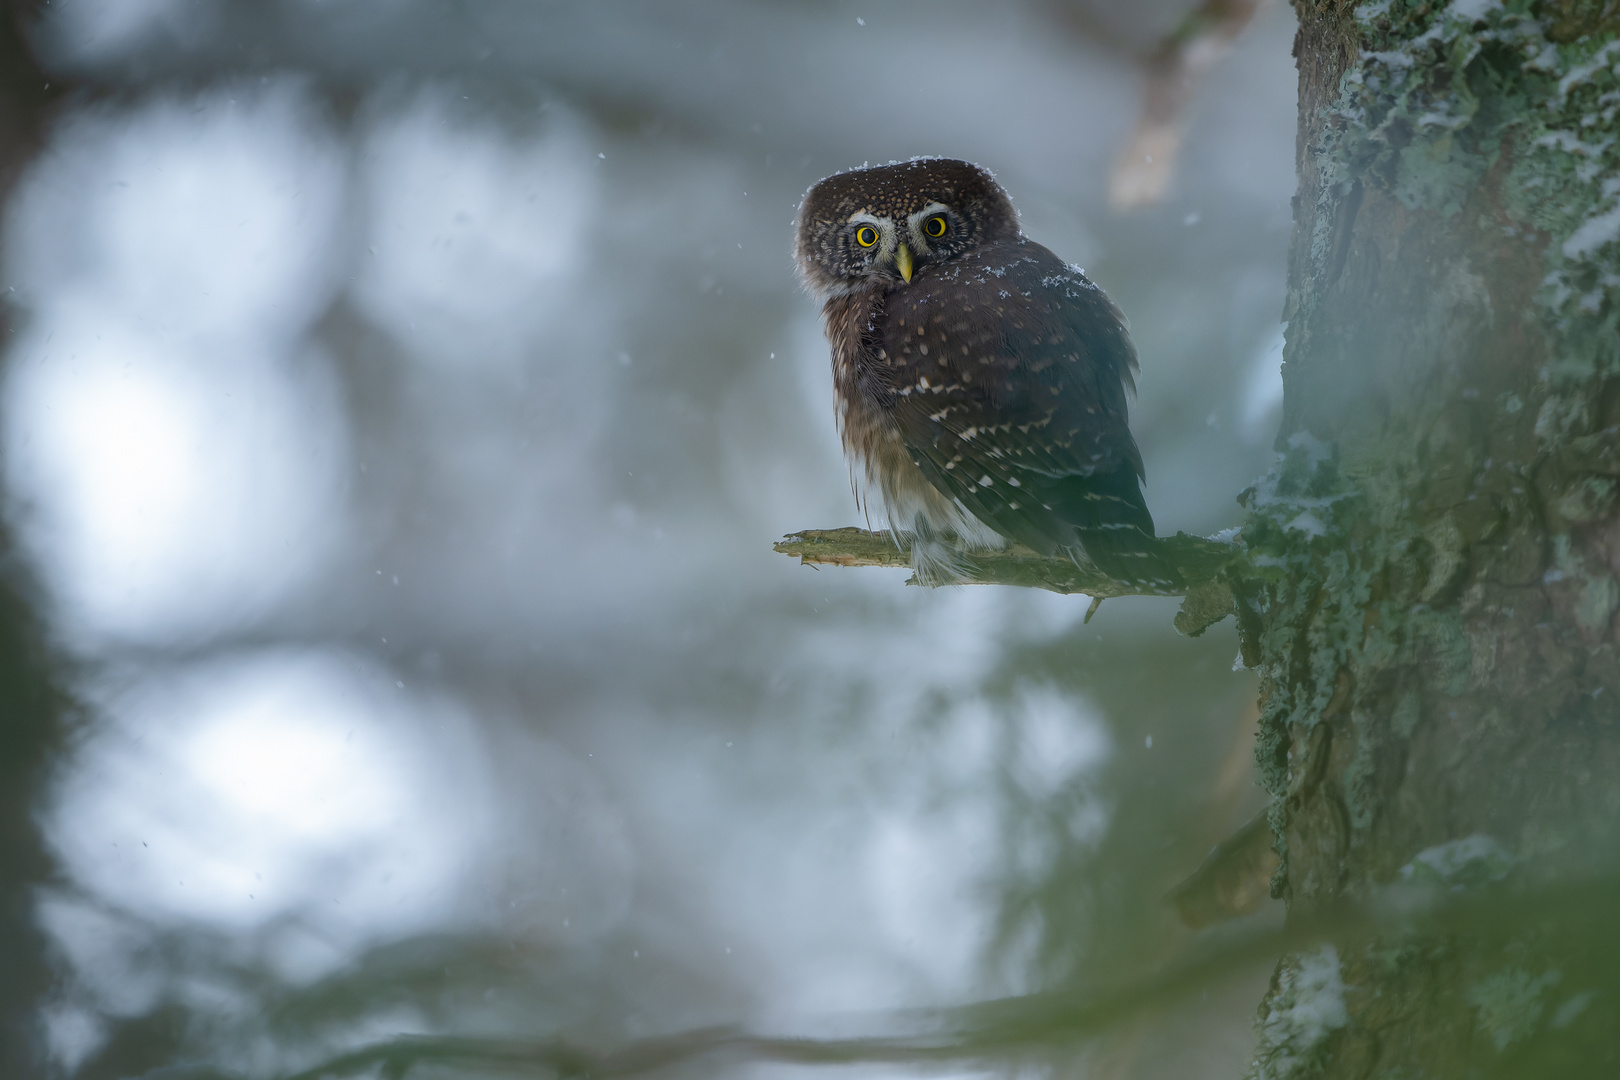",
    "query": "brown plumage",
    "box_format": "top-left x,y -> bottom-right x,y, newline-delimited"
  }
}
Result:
793,157 -> 1181,588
